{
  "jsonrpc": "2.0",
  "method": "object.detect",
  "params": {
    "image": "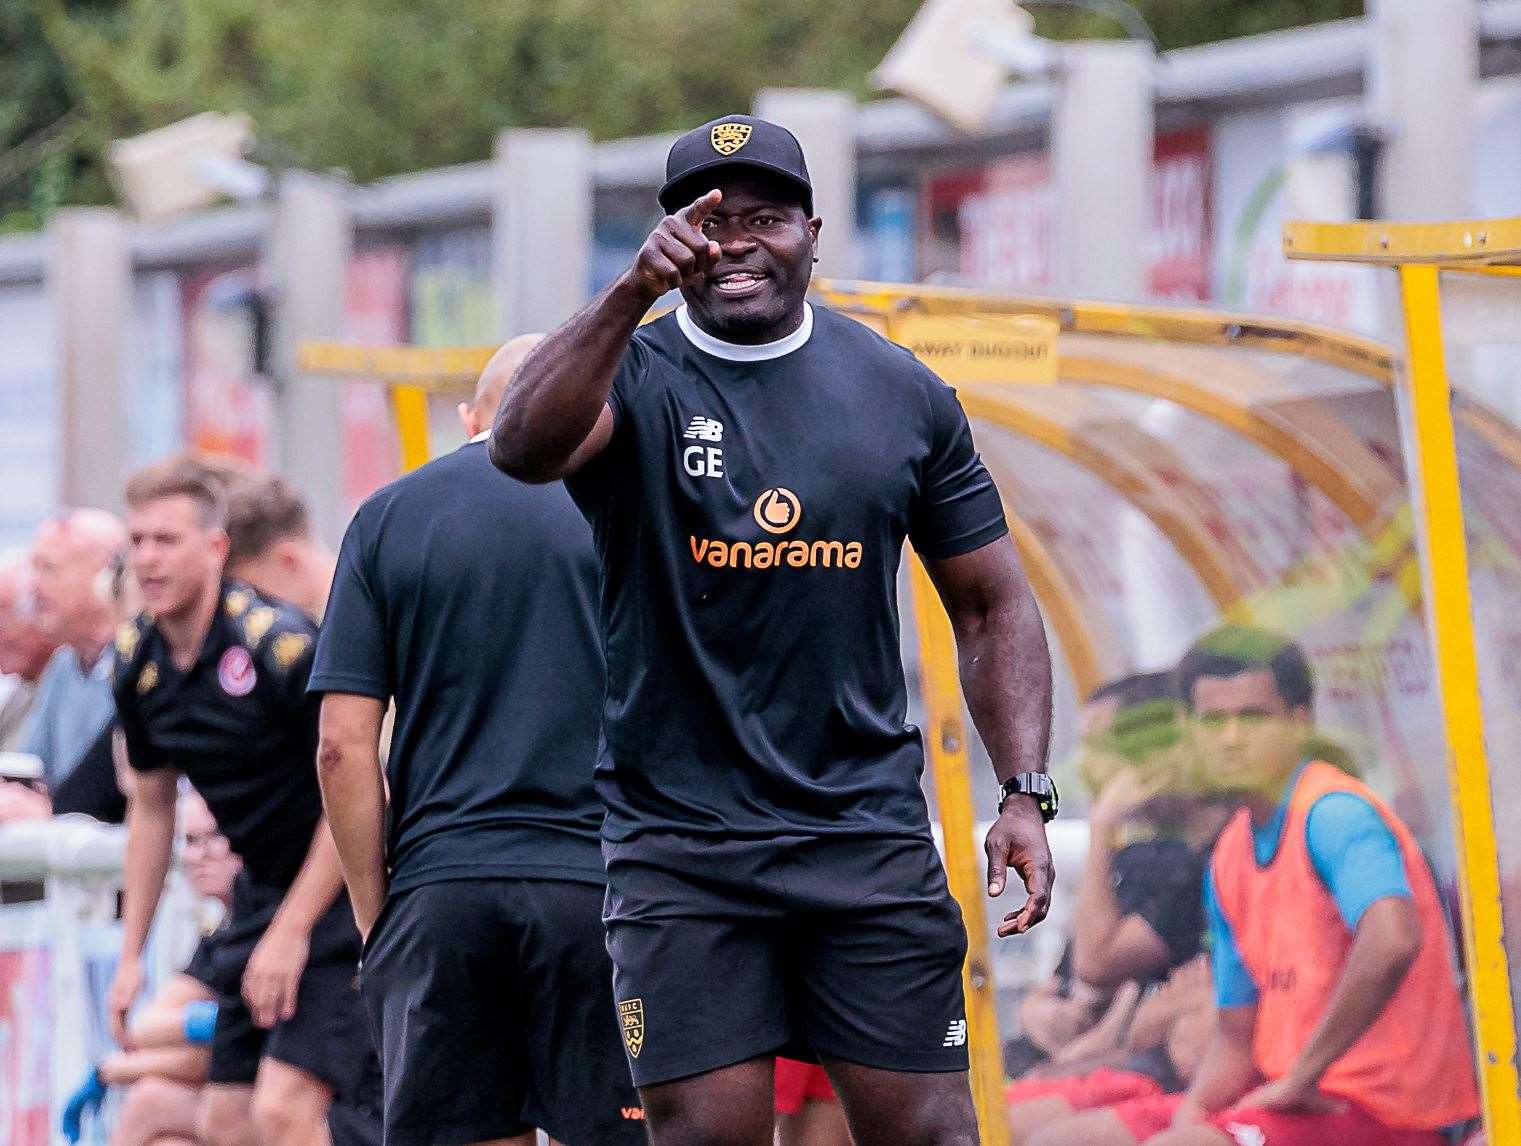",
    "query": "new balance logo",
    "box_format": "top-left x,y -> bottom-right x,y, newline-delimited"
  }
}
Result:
684,415 -> 723,442
1223,1124 -> 1266,1146
942,1019 -> 967,1048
